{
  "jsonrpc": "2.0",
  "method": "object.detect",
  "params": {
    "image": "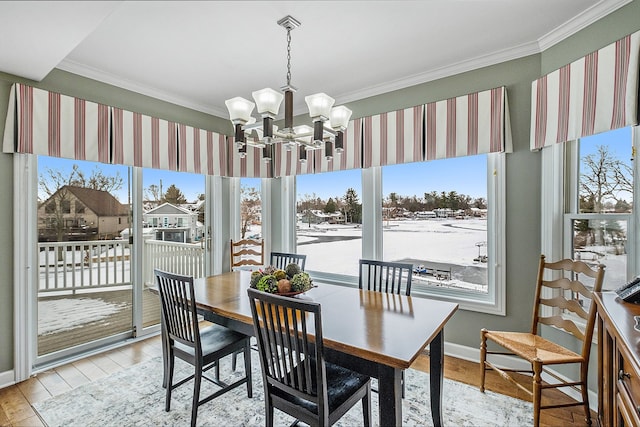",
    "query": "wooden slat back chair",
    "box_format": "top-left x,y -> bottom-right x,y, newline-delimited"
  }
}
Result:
479,255 -> 605,427
358,259 -> 412,397
247,288 -> 371,427
270,252 -> 307,271
358,259 -> 413,296
230,238 -> 264,270
155,269 -> 253,427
